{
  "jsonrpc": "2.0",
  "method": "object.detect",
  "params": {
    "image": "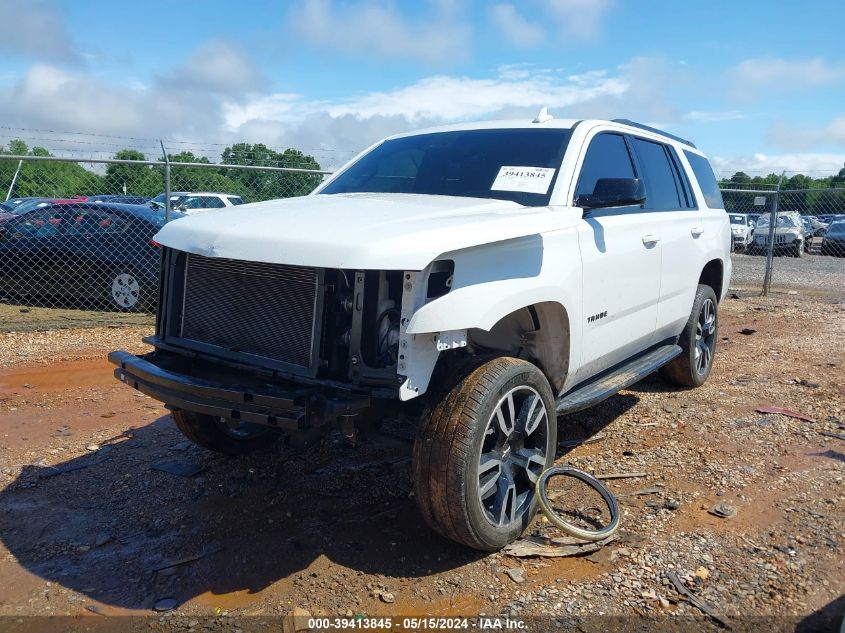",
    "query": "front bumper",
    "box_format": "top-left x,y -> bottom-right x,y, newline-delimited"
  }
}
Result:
109,350 -> 369,430
751,239 -> 800,251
